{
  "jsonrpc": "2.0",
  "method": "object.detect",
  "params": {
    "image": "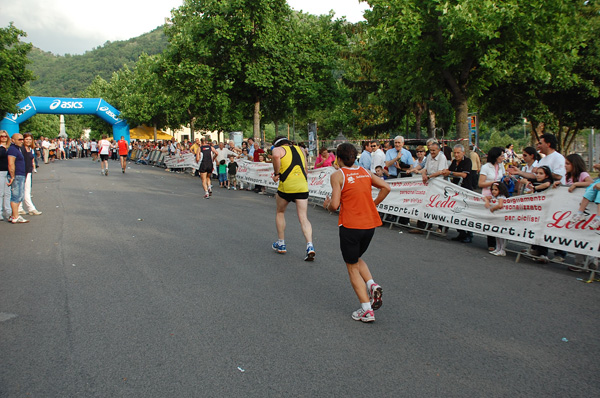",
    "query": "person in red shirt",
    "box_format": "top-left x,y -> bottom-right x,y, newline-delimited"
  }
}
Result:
117,136 -> 129,173
323,143 -> 390,323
